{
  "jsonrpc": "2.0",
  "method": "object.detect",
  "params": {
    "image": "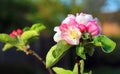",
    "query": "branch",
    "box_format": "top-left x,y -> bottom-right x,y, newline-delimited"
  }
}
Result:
25,49 -> 53,74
